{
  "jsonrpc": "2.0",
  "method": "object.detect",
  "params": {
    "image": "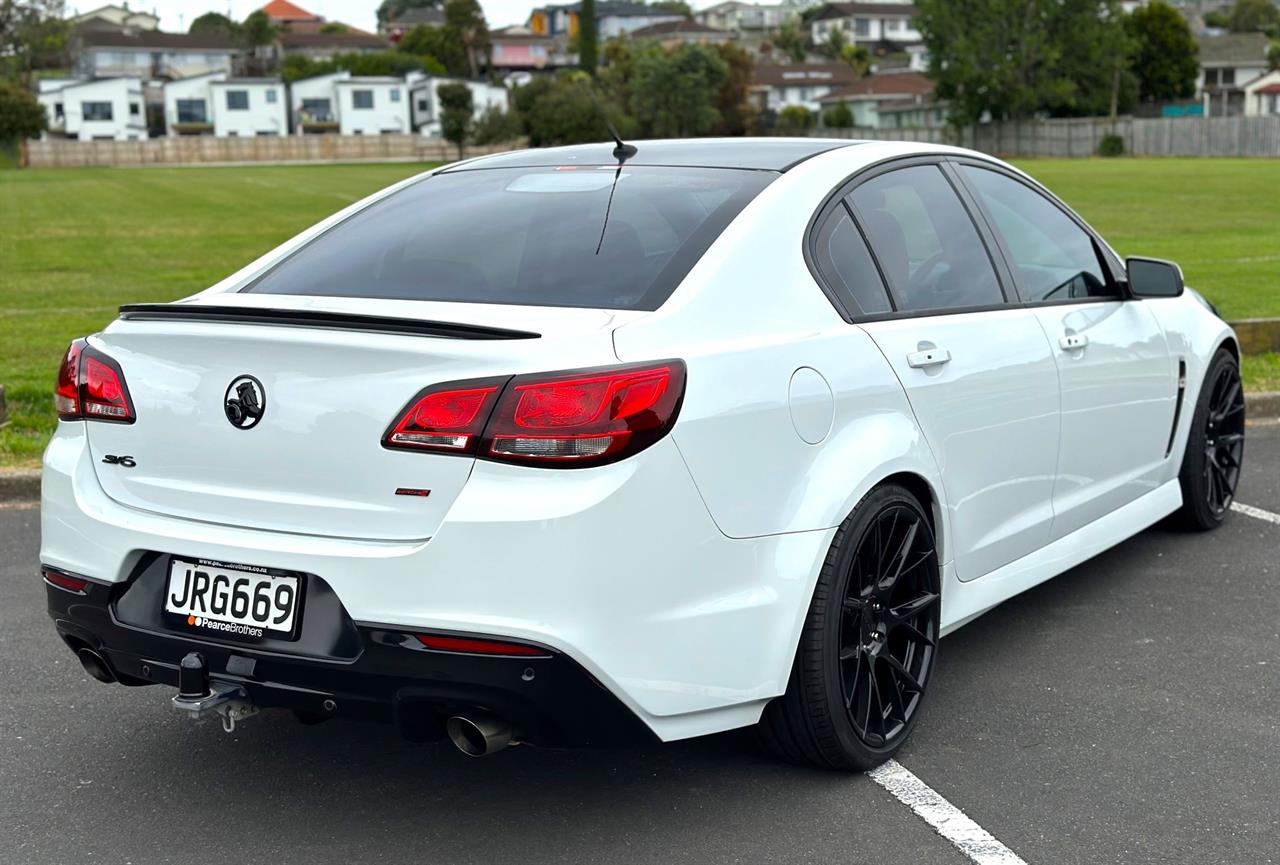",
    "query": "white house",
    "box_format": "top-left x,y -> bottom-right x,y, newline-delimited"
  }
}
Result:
1196,33 -> 1271,116
69,3 -> 160,30
809,2 -> 920,47
164,72 -> 288,137
528,2 -> 684,39
406,74 -> 509,136
73,28 -> 237,80
1243,69 -> 1280,117
37,77 -> 147,140
751,63 -> 857,113
695,2 -> 793,33
291,72 -> 410,135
